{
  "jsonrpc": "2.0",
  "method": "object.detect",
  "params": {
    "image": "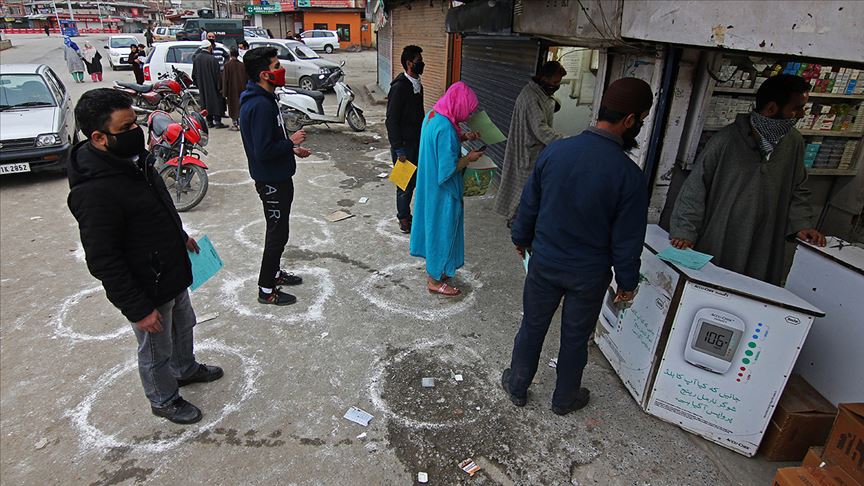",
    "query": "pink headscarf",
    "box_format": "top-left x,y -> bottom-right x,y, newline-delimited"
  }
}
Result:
432,81 -> 479,136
